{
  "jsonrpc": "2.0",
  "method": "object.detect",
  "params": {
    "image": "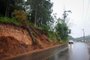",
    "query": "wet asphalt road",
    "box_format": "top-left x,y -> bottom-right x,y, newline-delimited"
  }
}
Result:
6,45 -> 67,60
48,42 -> 90,60
7,42 -> 90,60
